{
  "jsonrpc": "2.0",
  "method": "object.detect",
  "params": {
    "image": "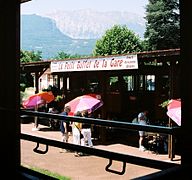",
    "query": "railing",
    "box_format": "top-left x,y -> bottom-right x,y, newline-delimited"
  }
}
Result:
20,109 -> 181,177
